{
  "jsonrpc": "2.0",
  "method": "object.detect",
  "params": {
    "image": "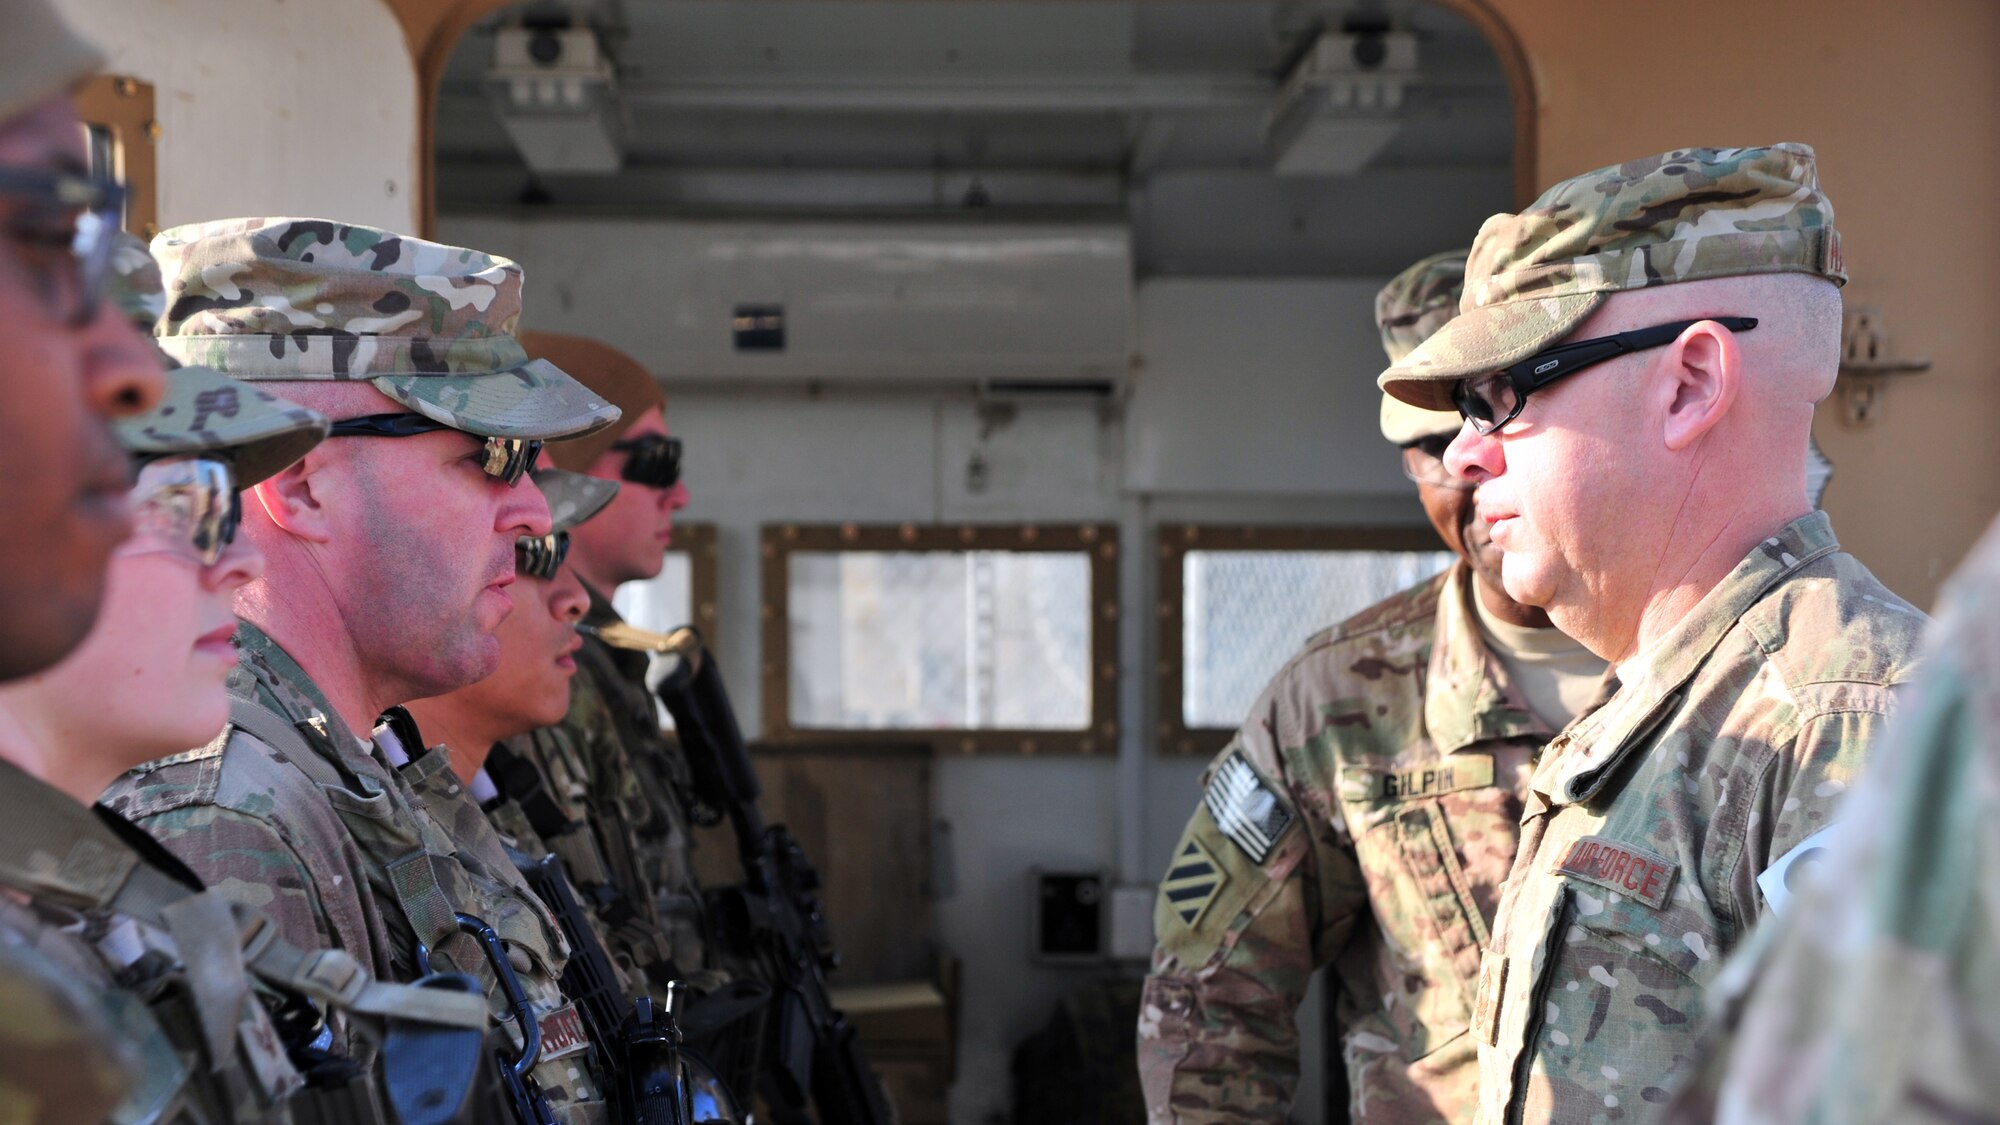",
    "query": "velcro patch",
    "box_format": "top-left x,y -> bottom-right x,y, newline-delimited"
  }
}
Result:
1377,754 -> 1496,802
1550,836 -> 1679,909
1473,950 -> 1507,1048
1204,752 -> 1294,866
539,1003 -> 591,1061
1160,837 -> 1226,928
